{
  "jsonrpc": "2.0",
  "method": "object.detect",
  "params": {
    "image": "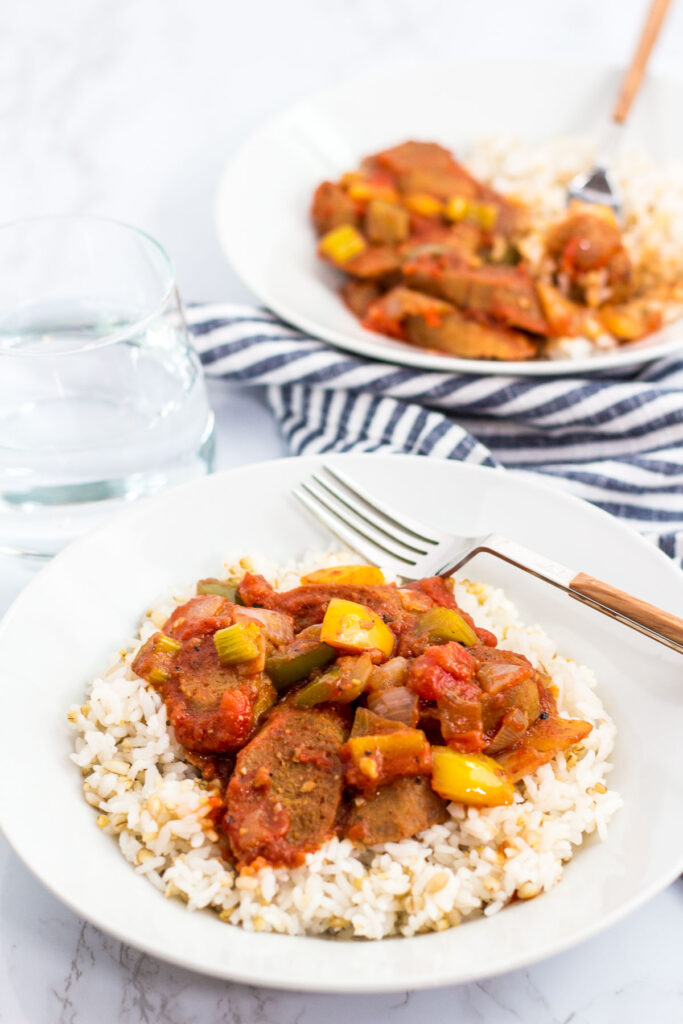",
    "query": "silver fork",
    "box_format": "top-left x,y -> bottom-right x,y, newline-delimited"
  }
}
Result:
294,465 -> 683,656
567,0 -> 671,217
567,123 -> 624,218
